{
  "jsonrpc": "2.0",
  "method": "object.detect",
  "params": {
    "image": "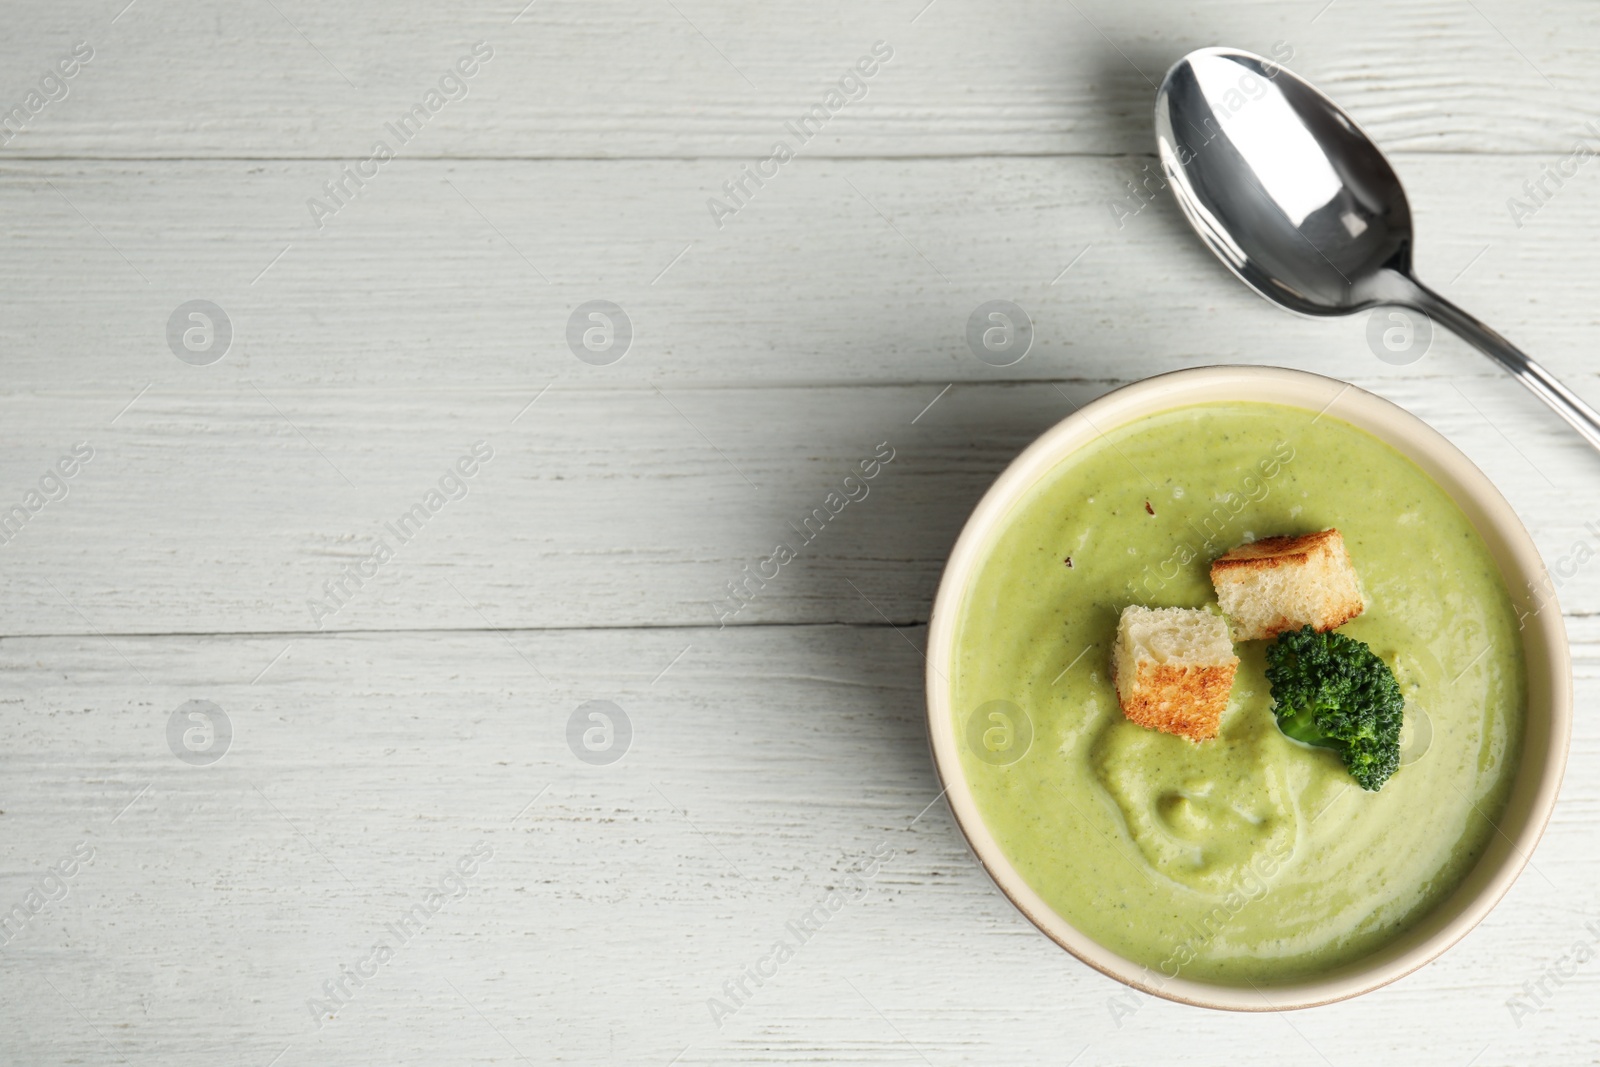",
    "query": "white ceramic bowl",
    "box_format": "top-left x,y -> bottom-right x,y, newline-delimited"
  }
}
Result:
925,365 -> 1571,1011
